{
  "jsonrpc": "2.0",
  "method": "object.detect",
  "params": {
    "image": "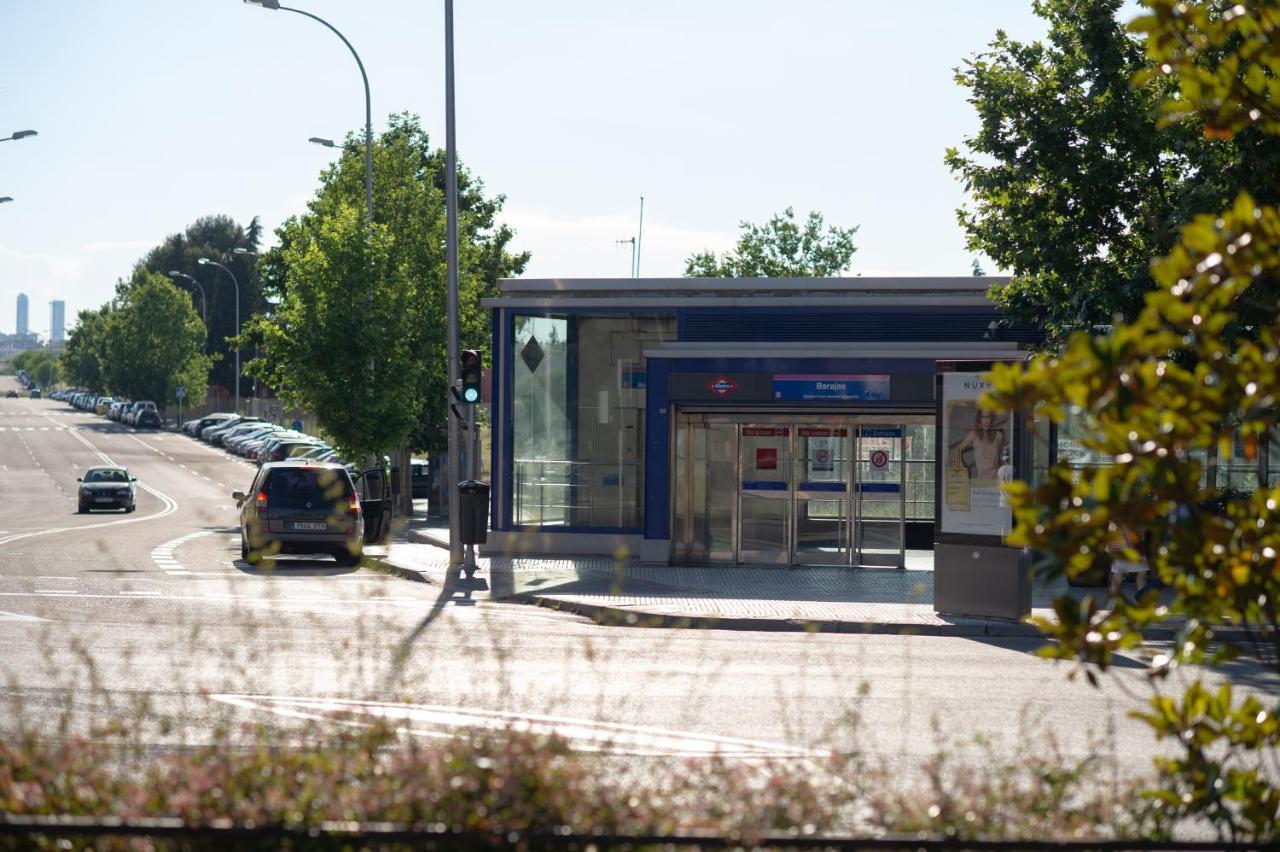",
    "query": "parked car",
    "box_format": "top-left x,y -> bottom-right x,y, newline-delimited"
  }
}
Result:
204,416 -> 265,445
186,412 -> 236,436
134,408 -> 162,429
29,387 -> 41,399
77,466 -> 137,513
4,389 -> 16,399
233,461 -> 368,566
95,397 -> 114,416
411,458 -> 430,498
